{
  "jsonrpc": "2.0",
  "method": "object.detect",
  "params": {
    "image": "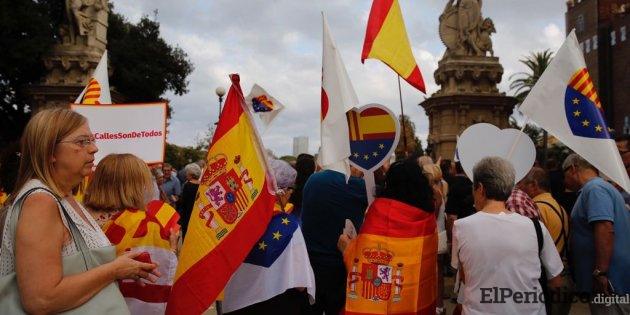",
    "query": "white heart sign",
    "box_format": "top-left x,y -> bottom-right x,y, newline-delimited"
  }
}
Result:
457,123 -> 536,183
